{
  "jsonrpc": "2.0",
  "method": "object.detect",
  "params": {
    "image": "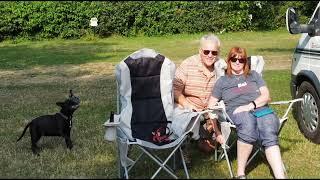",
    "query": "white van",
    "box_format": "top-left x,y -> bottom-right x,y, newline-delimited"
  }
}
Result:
286,2 -> 320,144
